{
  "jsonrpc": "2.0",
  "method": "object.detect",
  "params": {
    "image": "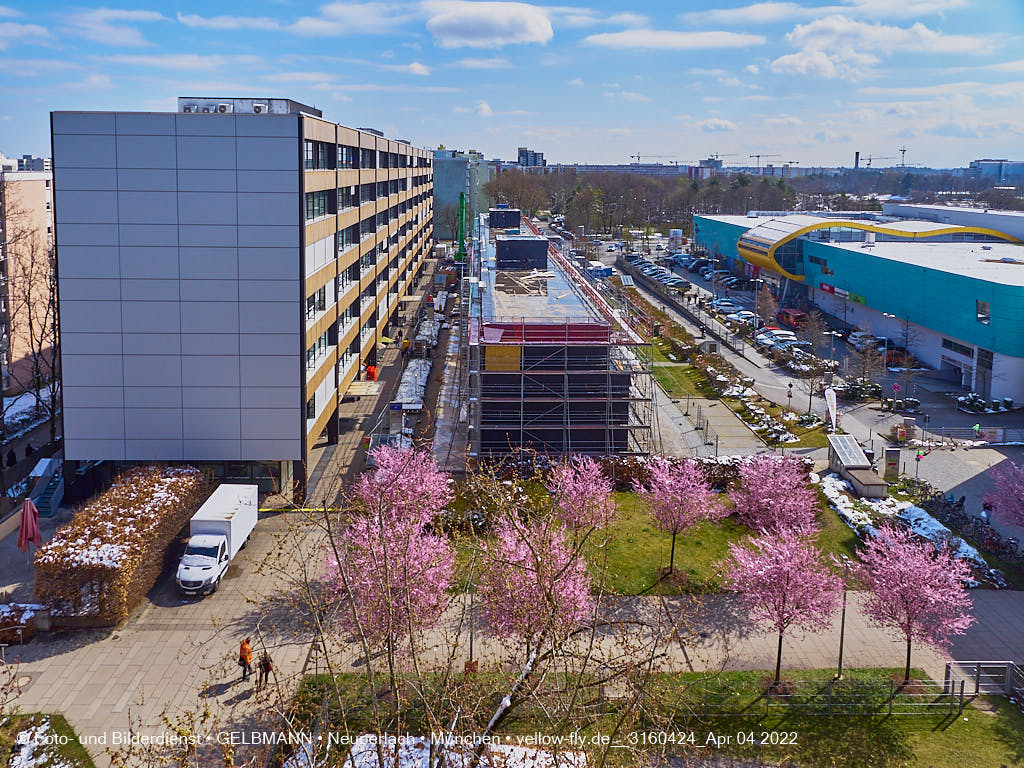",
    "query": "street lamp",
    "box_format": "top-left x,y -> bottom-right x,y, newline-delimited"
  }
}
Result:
787,382 -> 793,414
835,554 -> 852,680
